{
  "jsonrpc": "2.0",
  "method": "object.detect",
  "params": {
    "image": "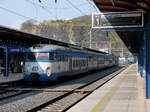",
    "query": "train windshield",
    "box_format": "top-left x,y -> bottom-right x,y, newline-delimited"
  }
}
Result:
36,53 -> 49,60
26,53 -> 36,61
26,52 -> 49,61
